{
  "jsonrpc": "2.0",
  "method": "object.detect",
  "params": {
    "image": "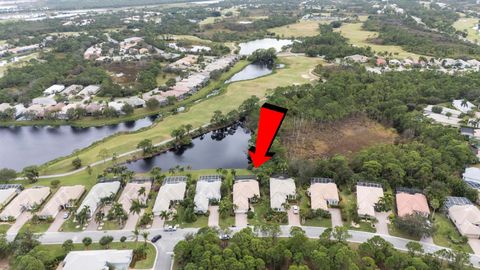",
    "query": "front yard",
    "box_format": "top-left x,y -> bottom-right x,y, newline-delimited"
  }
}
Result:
432,213 -> 473,253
